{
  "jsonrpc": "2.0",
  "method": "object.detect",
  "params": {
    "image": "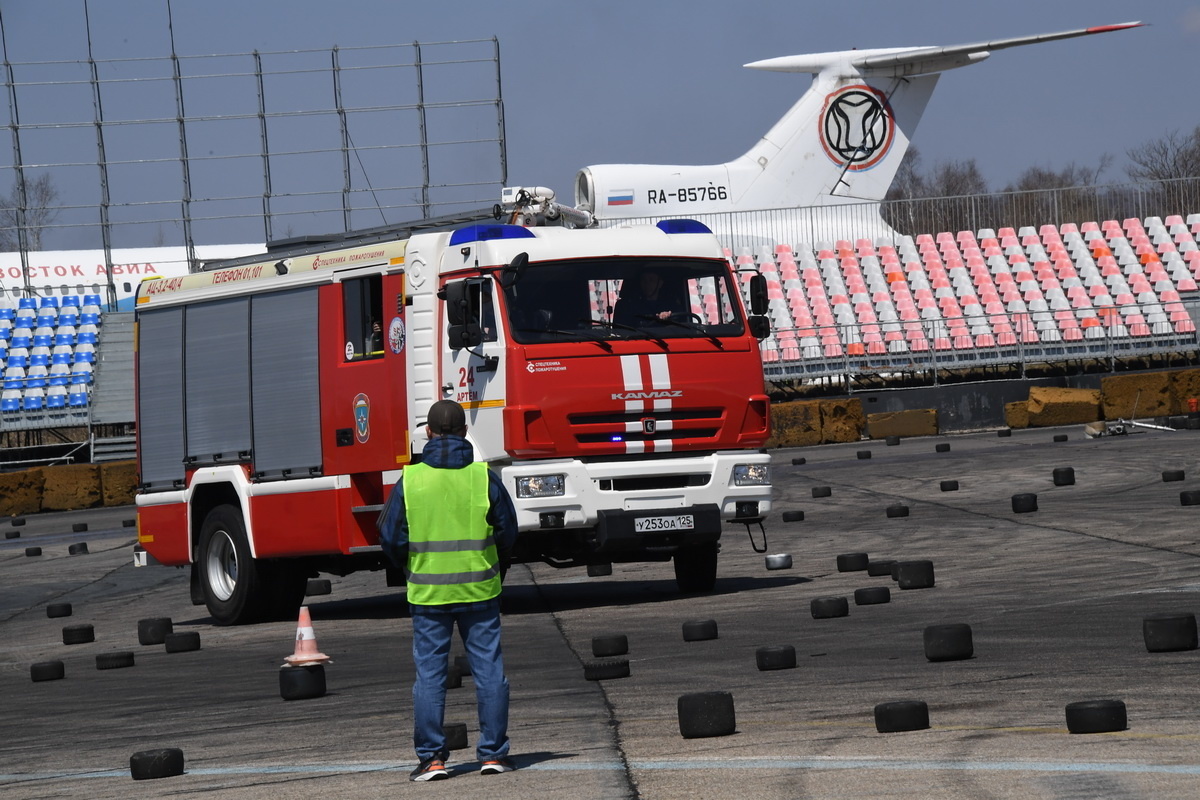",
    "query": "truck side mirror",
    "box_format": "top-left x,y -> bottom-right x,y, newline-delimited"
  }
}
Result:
442,281 -> 469,325
749,315 -> 771,340
500,252 -> 527,289
448,322 -> 483,350
442,279 -> 485,350
749,274 -> 769,316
